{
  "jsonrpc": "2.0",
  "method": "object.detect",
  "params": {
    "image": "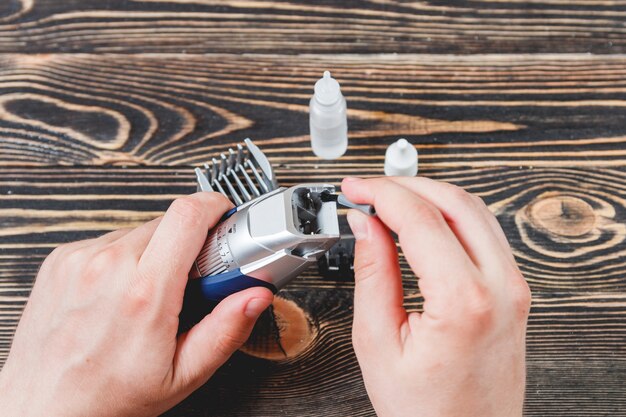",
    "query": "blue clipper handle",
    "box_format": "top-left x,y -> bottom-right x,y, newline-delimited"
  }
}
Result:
189,269 -> 277,302
180,269 -> 277,330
